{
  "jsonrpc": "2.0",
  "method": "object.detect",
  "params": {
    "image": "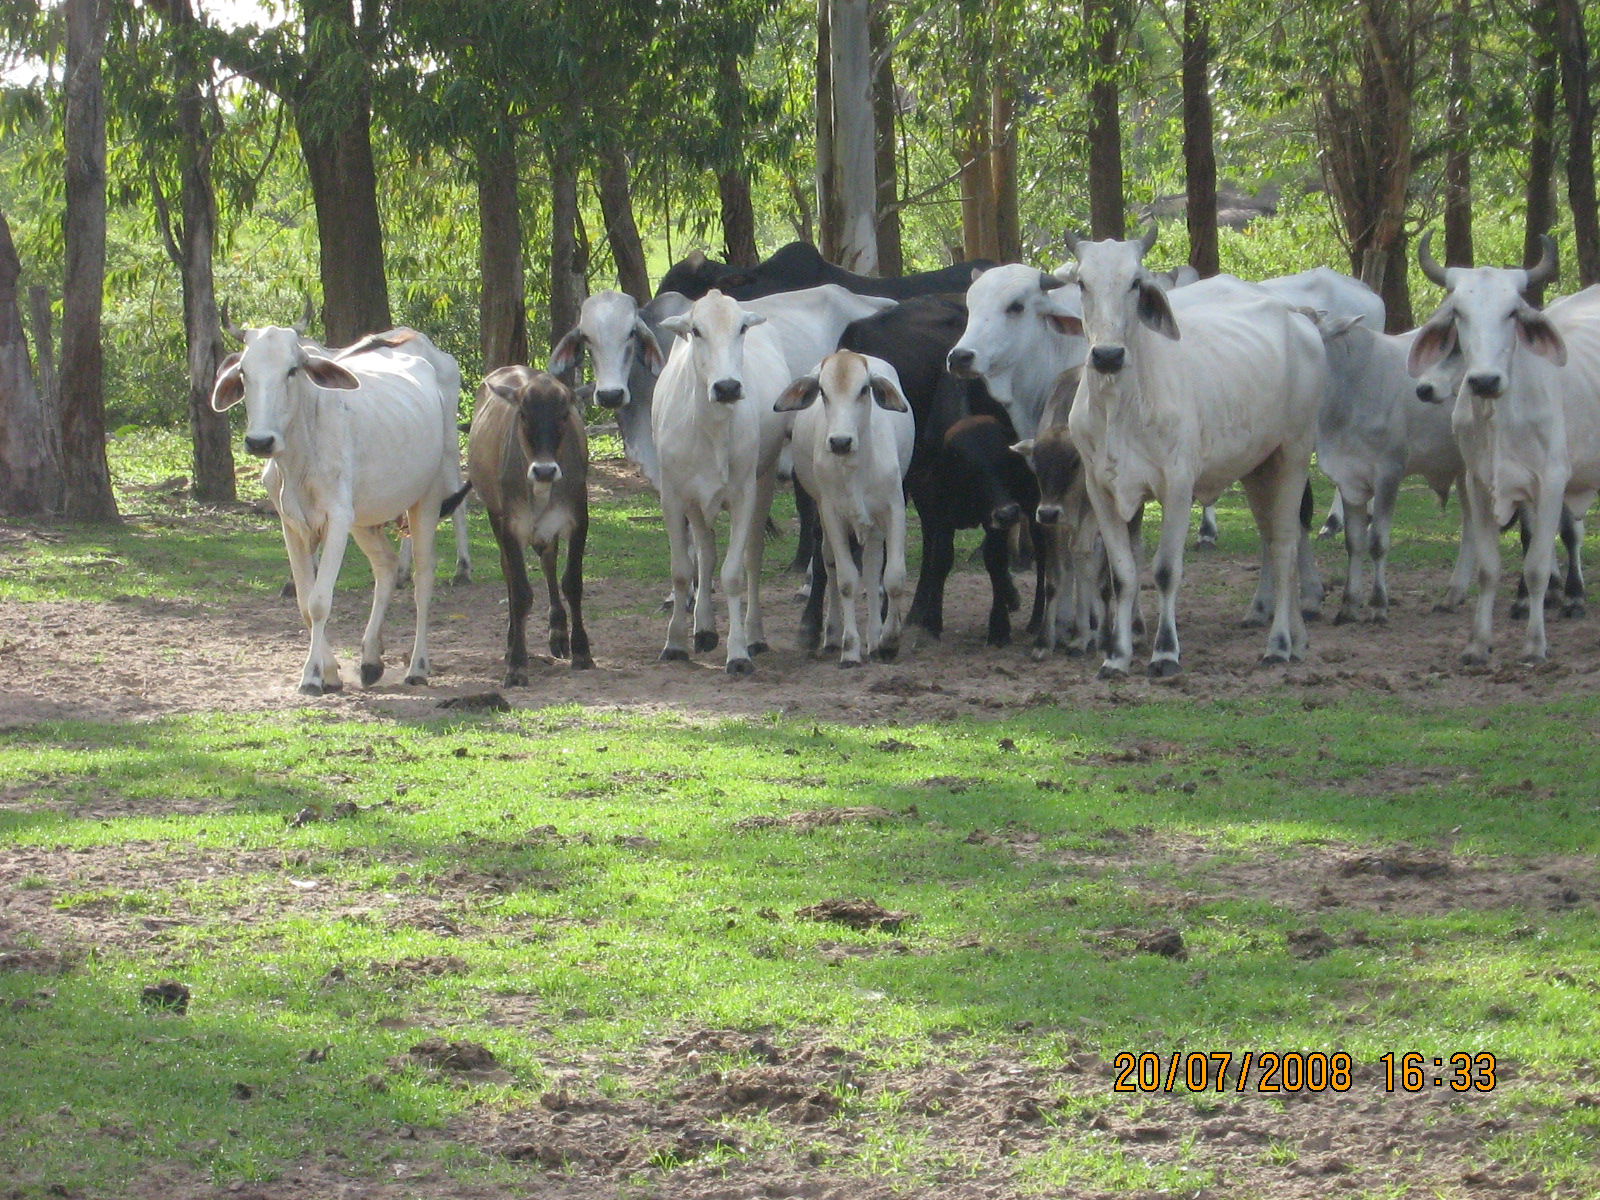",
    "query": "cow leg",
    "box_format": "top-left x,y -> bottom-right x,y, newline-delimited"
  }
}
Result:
822,508 -> 864,667
538,539 -> 568,660
1196,502 -> 1219,548
1519,484 -> 1566,663
1559,501 -> 1588,618
281,522 -> 318,635
393,531 -> 412,590
818,532 -> 844,654
563,505 -> 594,669
743,471 -> 778,656
1460,473 -> 1500,666
1510,507 -> 1536,620
1024,516 -> 1048,637
1366,474 -> 1402,622
1242,453 -> 1305,664
789,480 -> 819,573
1084,484 -> 1137,678
1335,495 -> 1370,625
982,526 -> 1016,647
1438,474 -> 1476,612
878,495 -> 908,662
403,499 -> 441,685
451,507 -> 472,585
489,510 -> 534,686
1296,480 -> 1324,618
351,524 -> 400,686
907,501 -> 954,639
1032,524 -> 1061,660
660,491 -> 696,661
1146,488 -> 1192,677
689,506 -> 720,655
721,492 -> 760,676
798,507 -> 828,652
862,530 -> 888,661
299,518 -> 352,695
